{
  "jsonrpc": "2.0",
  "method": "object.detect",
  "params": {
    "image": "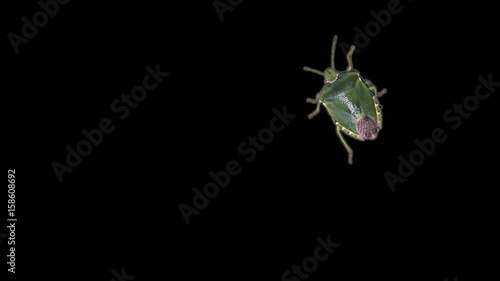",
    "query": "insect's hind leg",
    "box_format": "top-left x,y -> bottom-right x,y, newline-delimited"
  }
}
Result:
335,125 -> 353,165
306,93 -> 321,119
